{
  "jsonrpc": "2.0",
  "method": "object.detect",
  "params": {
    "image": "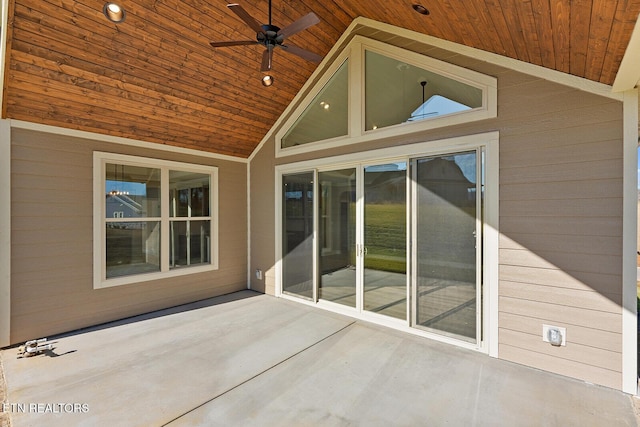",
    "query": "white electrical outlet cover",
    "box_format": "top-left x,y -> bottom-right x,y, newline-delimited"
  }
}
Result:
542,324 -> 566,346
